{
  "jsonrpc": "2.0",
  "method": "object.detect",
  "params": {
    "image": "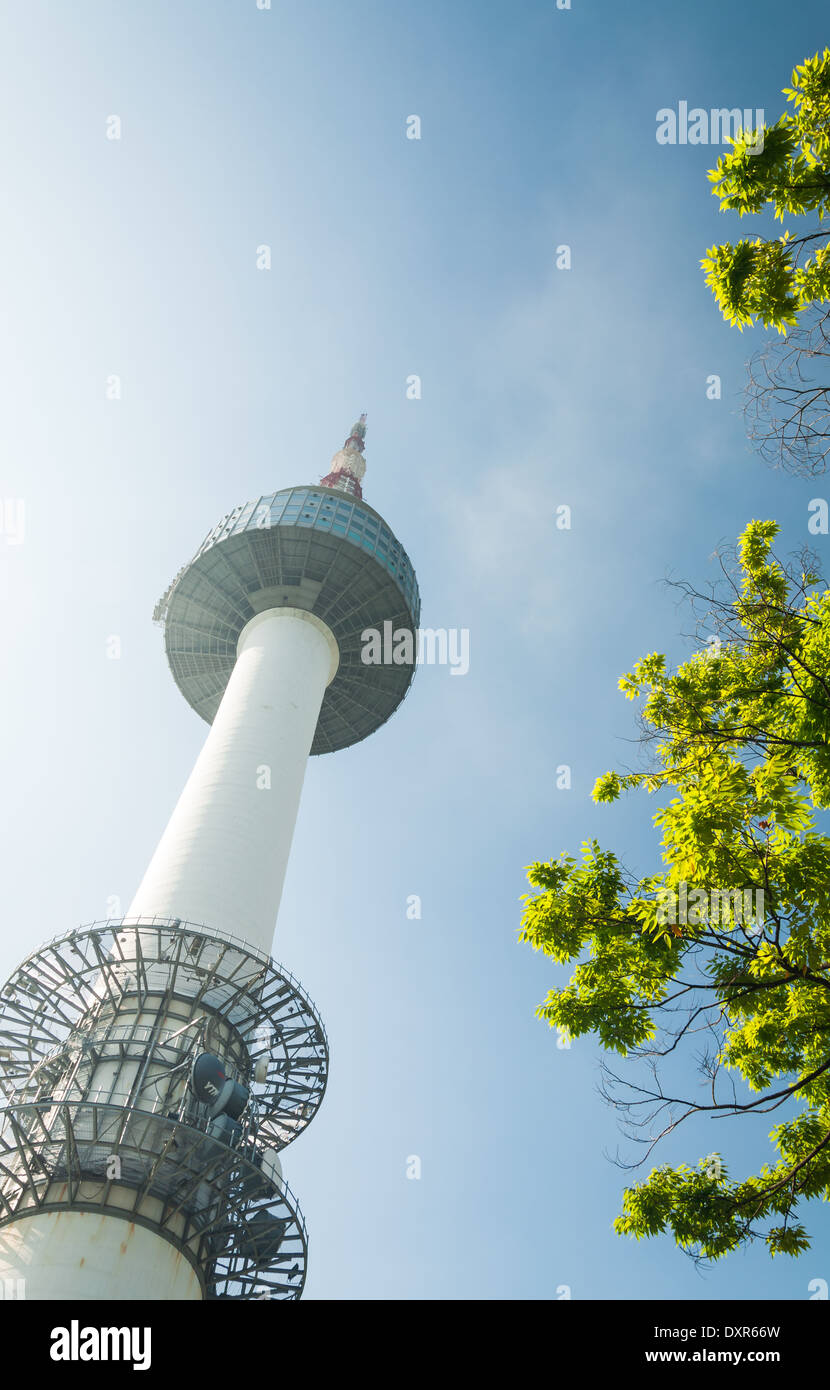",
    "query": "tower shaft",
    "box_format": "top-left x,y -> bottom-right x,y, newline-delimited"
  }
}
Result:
128,609 -> 338,955
0,1209 -> 203,1301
